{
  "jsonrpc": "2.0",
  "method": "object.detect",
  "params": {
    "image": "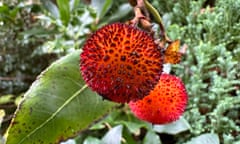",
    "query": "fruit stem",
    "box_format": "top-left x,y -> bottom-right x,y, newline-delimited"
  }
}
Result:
143,0 -> 172,43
